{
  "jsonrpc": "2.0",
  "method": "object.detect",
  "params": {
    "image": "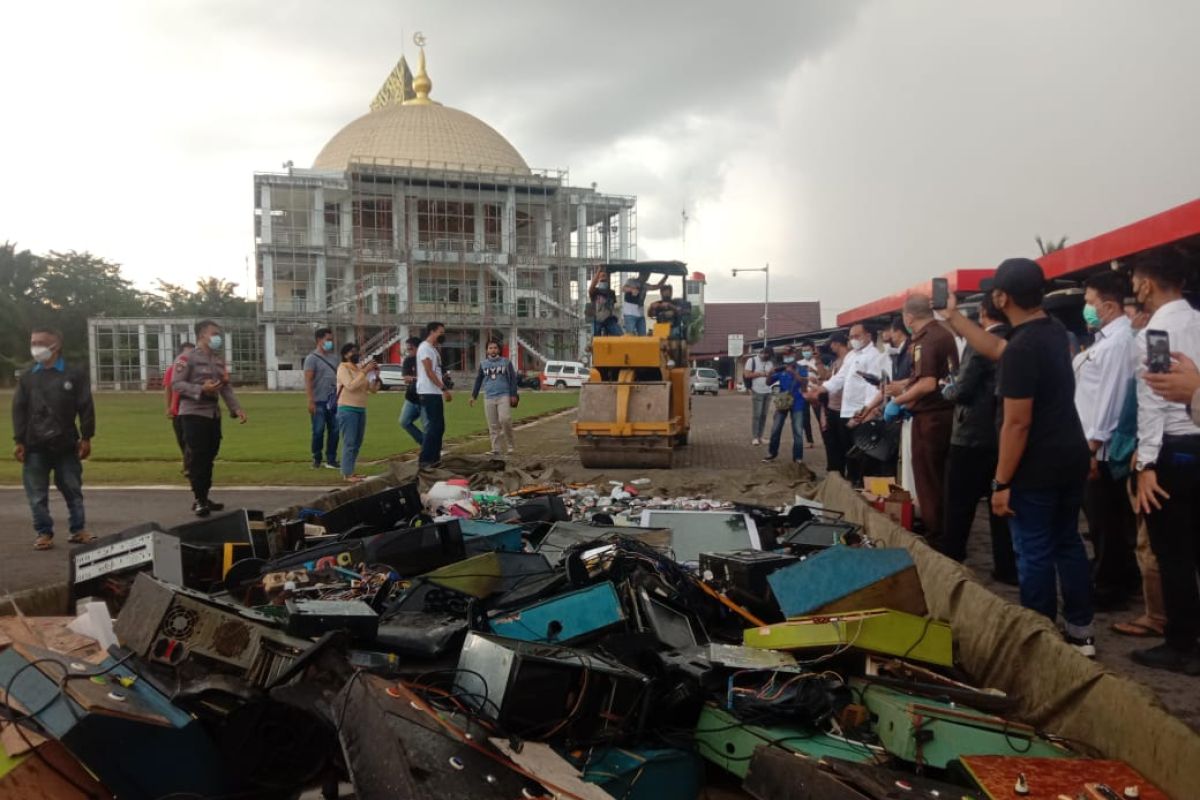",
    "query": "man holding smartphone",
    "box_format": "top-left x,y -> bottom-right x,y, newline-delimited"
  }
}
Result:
940,259 -> 1095,656
1129,252 -> 1200,675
